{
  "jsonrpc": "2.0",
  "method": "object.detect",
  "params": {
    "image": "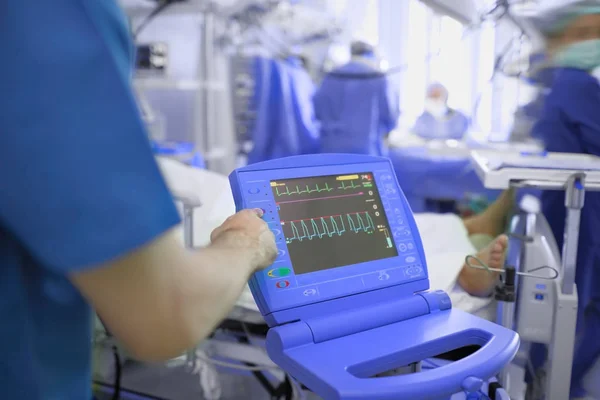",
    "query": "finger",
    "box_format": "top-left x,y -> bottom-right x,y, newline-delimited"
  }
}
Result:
239,208 -> 263,218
